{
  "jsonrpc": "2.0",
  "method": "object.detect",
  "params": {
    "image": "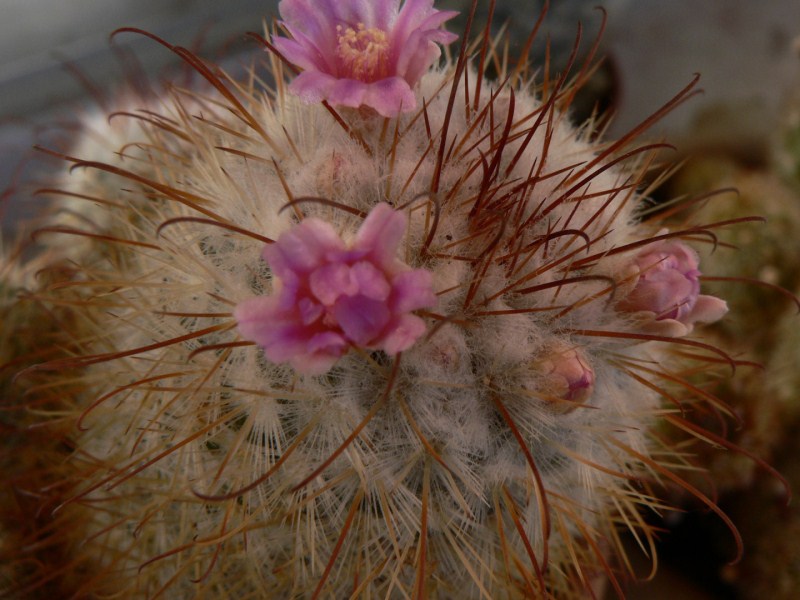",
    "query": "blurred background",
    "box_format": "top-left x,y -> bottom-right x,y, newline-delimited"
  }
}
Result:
0,0 -> 270,232
3,0 -> 799,232
1,1 -> 799,598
